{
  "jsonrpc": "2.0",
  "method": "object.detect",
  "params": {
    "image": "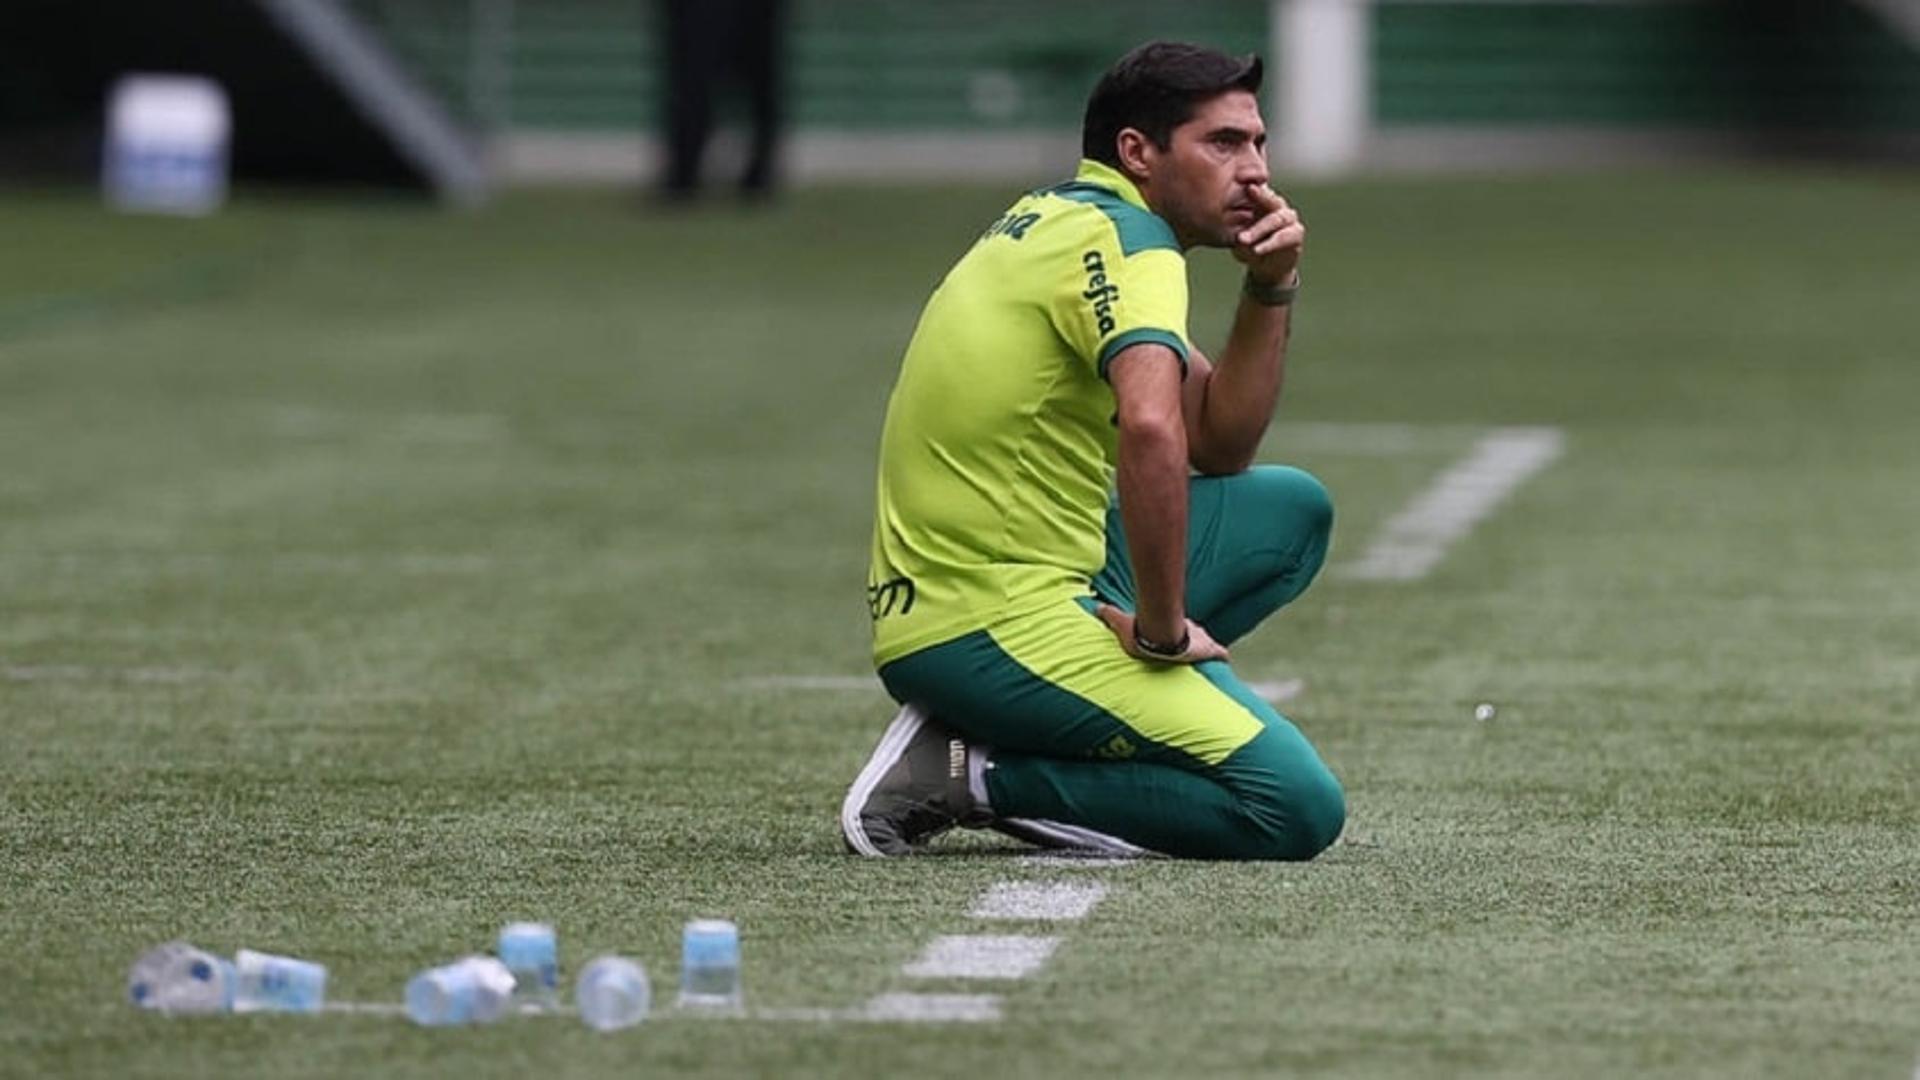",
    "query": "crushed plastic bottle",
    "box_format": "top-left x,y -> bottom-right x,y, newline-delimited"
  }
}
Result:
127,942 -> 235,1014
576,955 -> 651,1032
404,956 -> 517,1026
232,948 -> 328,1013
